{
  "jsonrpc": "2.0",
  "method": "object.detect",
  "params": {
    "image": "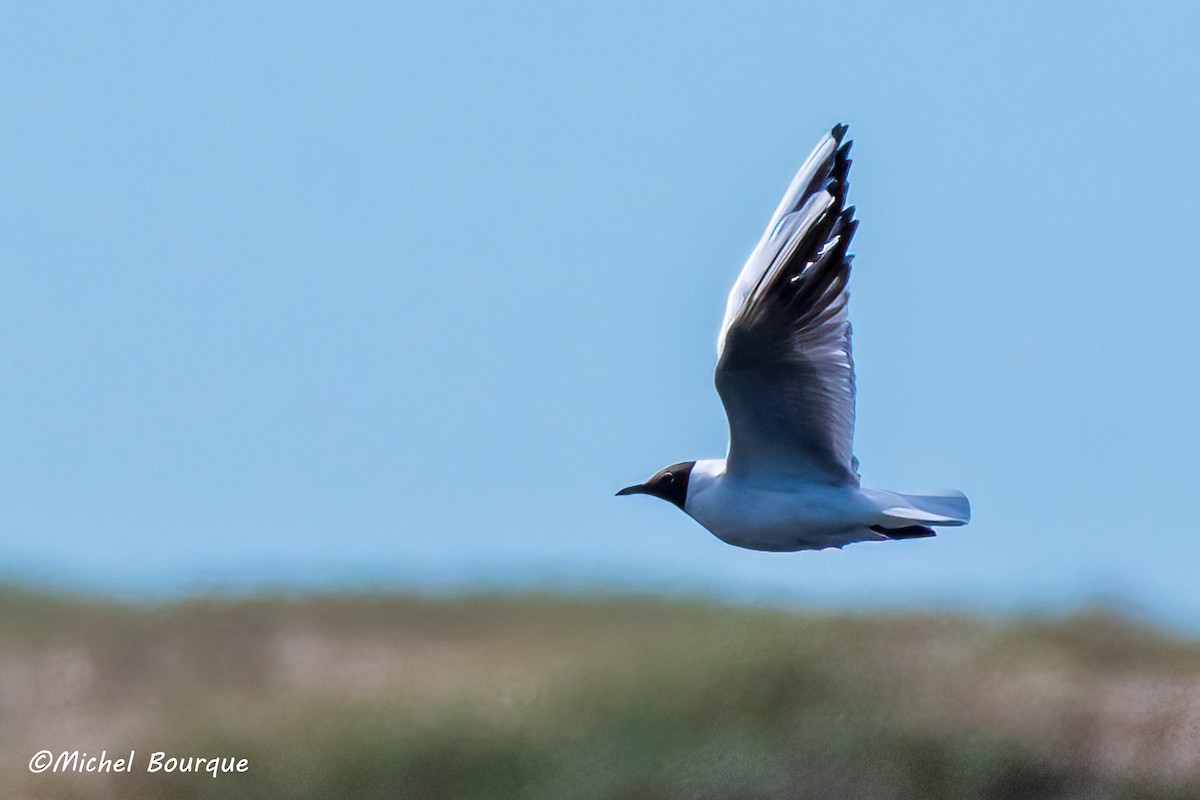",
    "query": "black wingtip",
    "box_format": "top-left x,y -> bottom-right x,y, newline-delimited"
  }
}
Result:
832,123 -> 849,141
829,144 -> 852,196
